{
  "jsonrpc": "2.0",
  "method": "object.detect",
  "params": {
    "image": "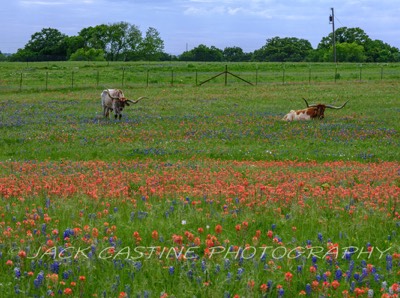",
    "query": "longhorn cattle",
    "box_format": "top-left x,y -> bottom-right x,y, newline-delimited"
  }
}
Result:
282,98 -> 349,121
101,89 -> 147,120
